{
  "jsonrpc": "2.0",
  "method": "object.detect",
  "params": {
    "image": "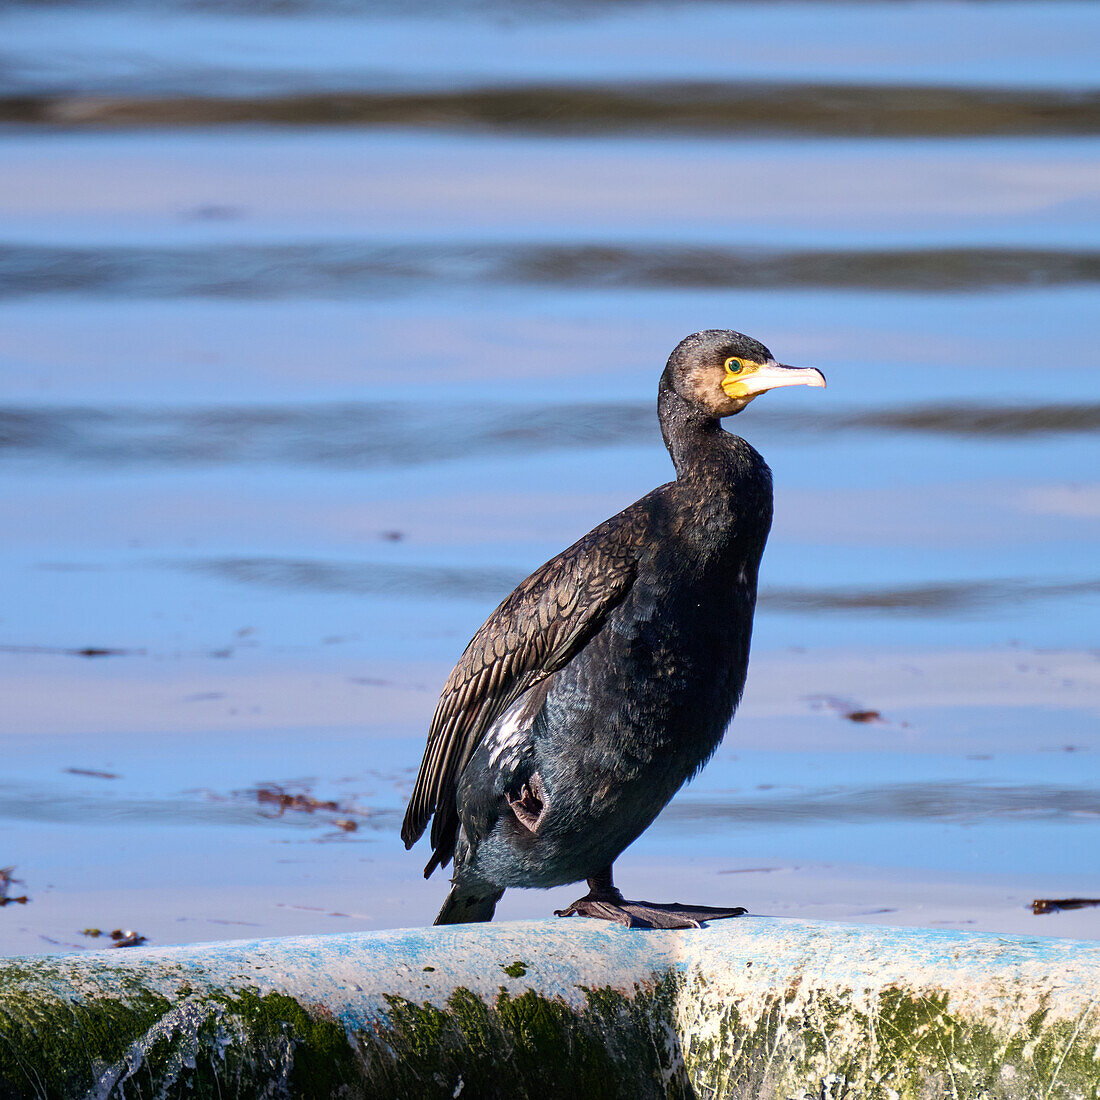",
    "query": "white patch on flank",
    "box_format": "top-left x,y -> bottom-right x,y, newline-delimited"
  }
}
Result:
486,700 -> 530,769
